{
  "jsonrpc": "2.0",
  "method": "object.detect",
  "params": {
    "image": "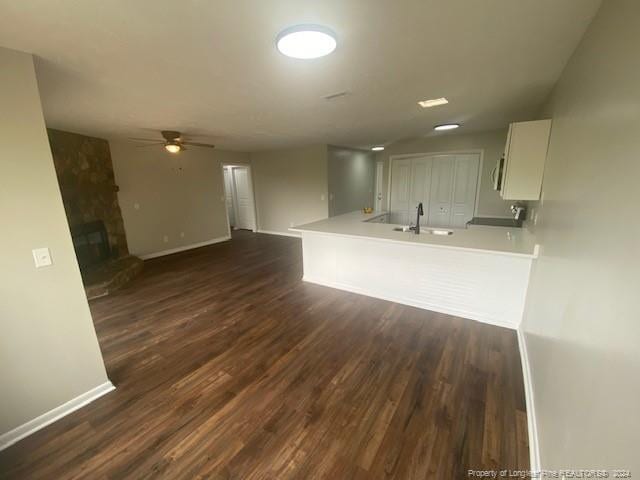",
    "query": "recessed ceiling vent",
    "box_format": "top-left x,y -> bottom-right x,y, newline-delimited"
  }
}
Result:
324,91 -> 349,101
